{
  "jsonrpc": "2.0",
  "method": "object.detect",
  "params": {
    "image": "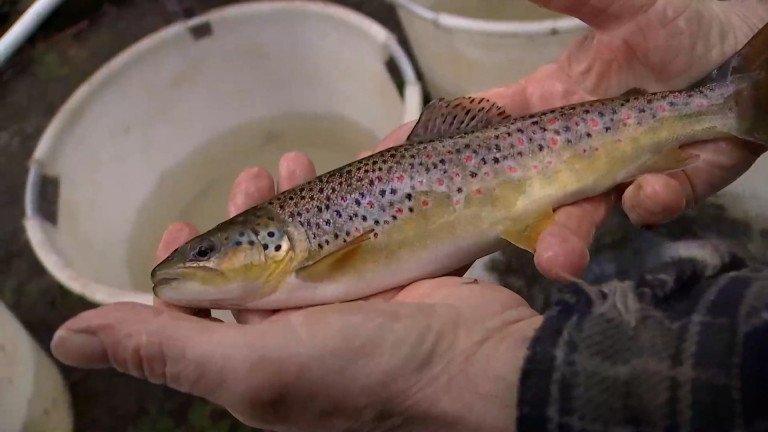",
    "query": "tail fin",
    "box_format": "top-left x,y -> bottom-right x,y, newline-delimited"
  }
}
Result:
694,22 -> 768,145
